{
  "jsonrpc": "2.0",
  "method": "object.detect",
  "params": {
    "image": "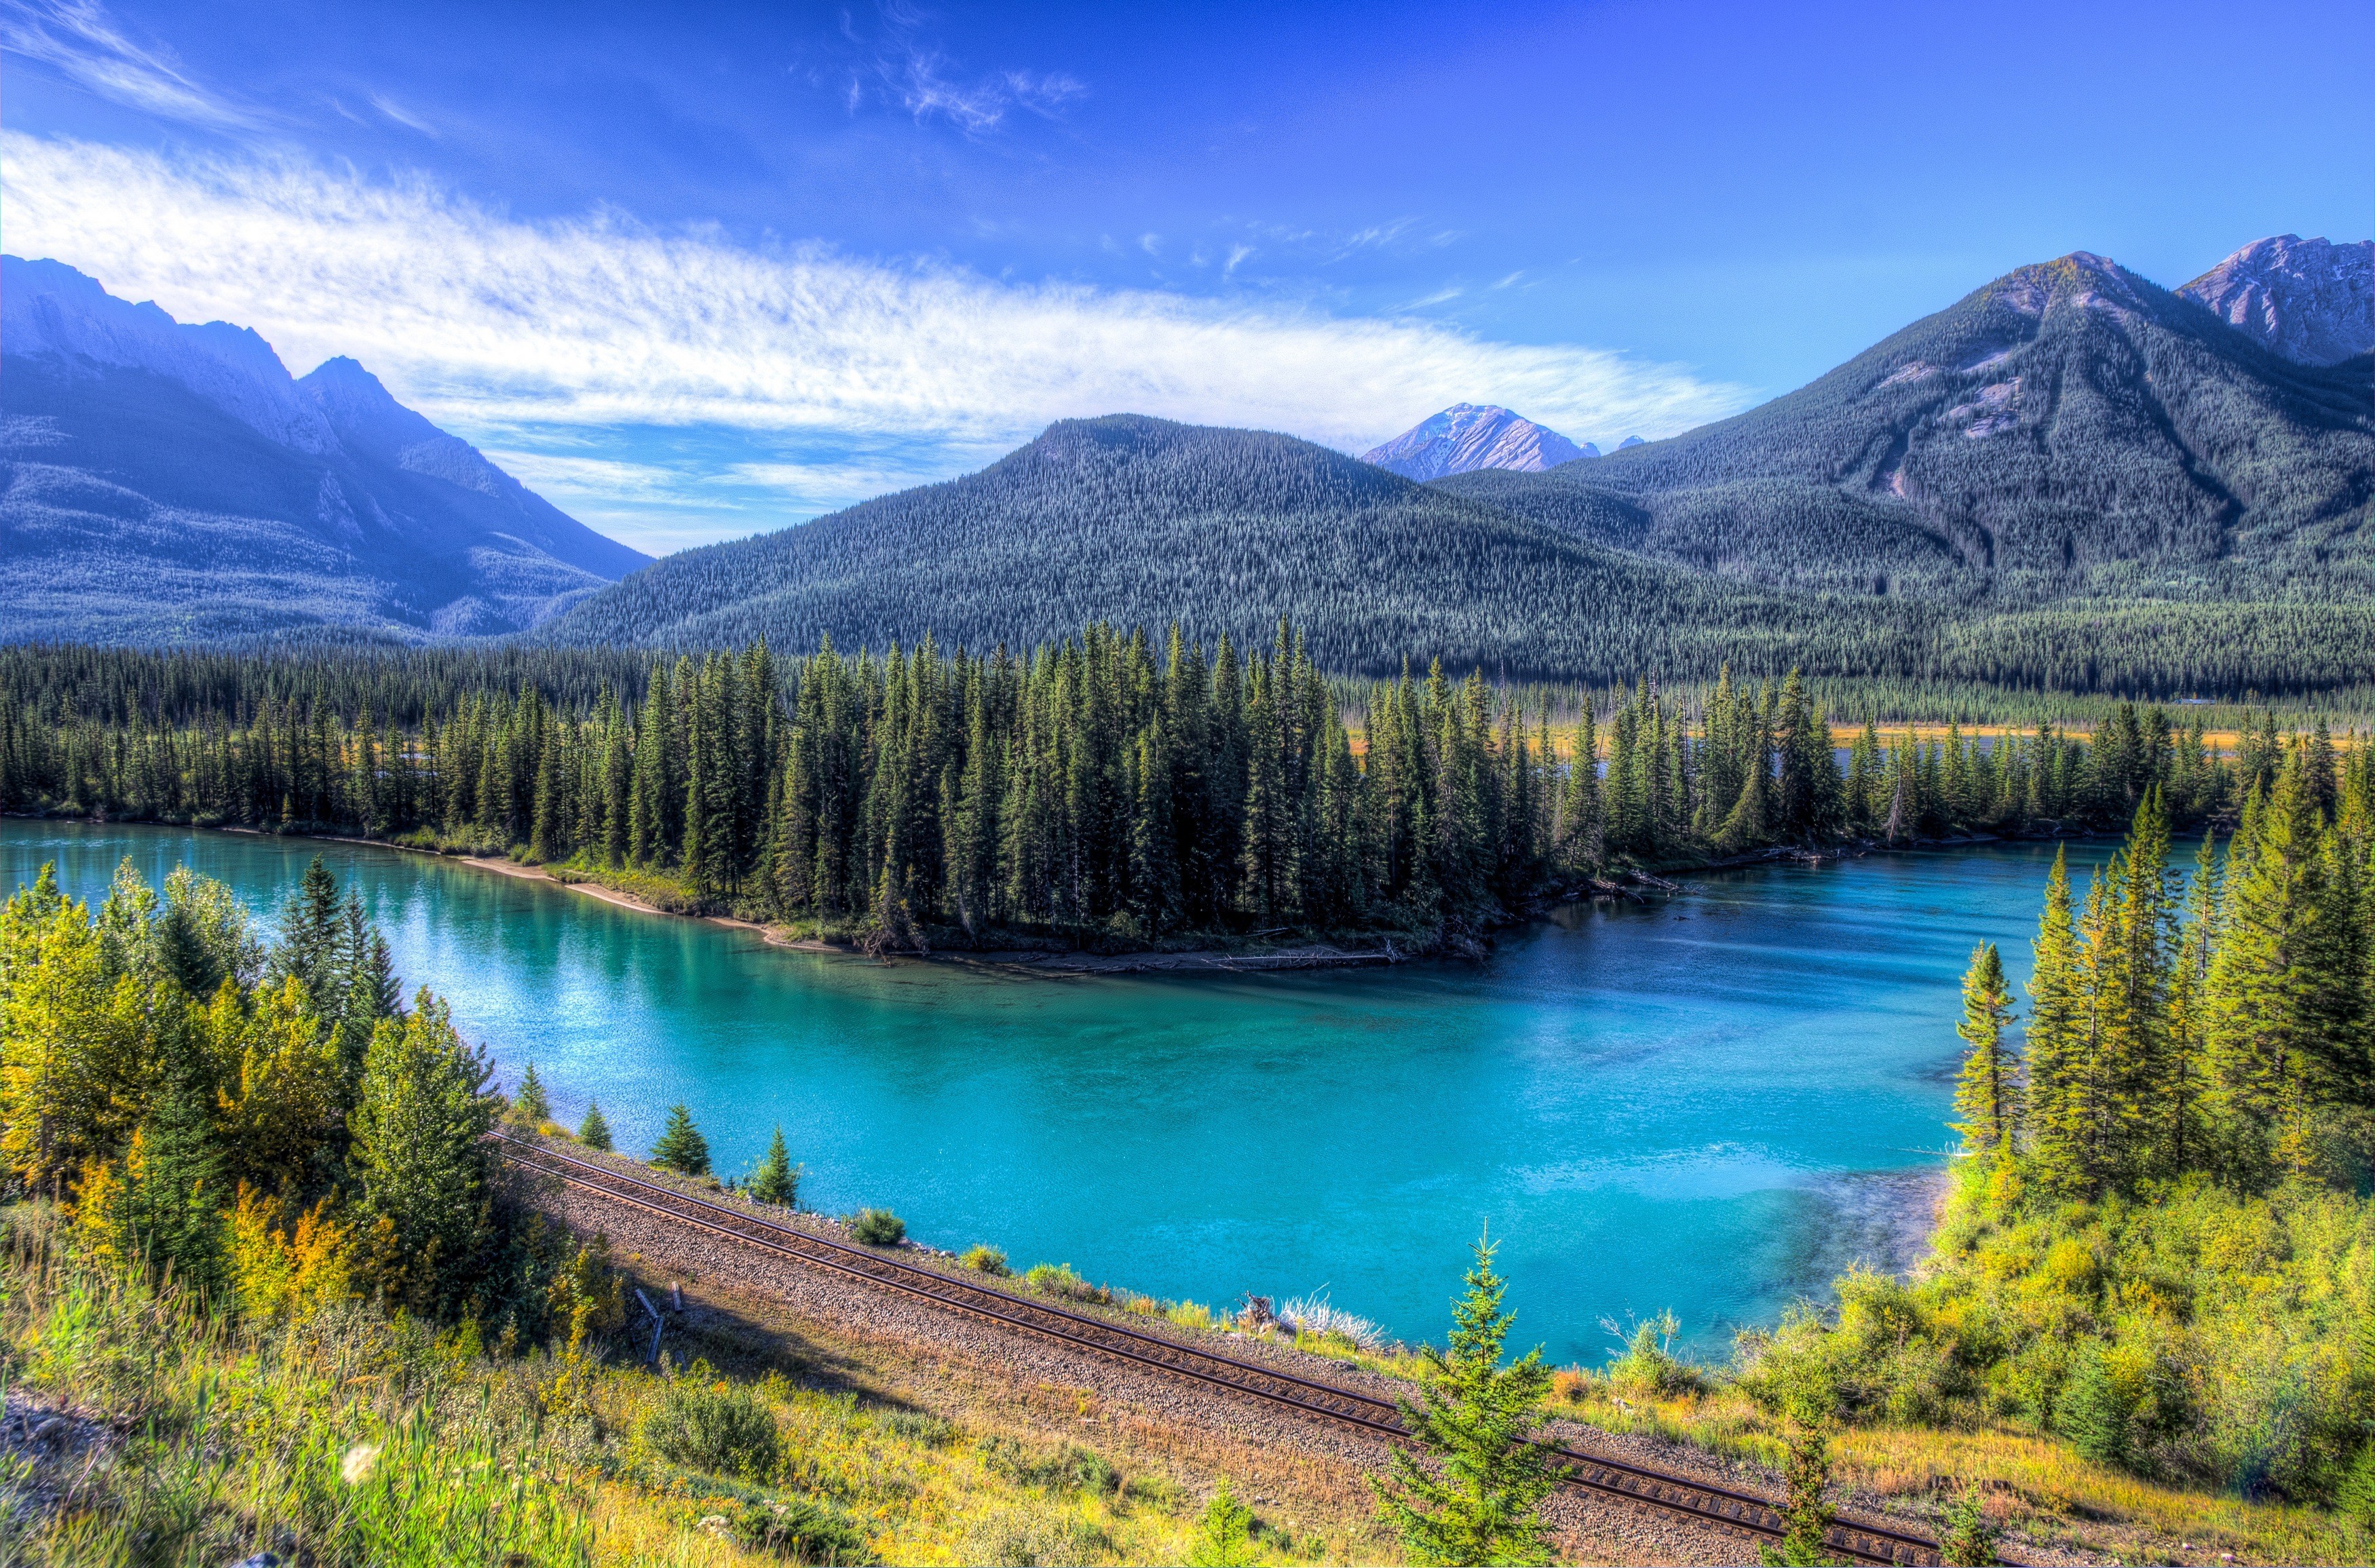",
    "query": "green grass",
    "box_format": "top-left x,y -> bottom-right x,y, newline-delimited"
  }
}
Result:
0,1206 -> 1309,1567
